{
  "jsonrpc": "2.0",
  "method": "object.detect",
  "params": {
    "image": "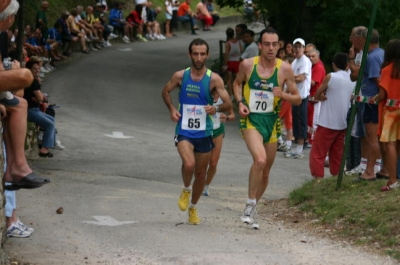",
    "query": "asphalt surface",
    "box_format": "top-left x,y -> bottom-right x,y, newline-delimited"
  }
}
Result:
4,26 -> 397,265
